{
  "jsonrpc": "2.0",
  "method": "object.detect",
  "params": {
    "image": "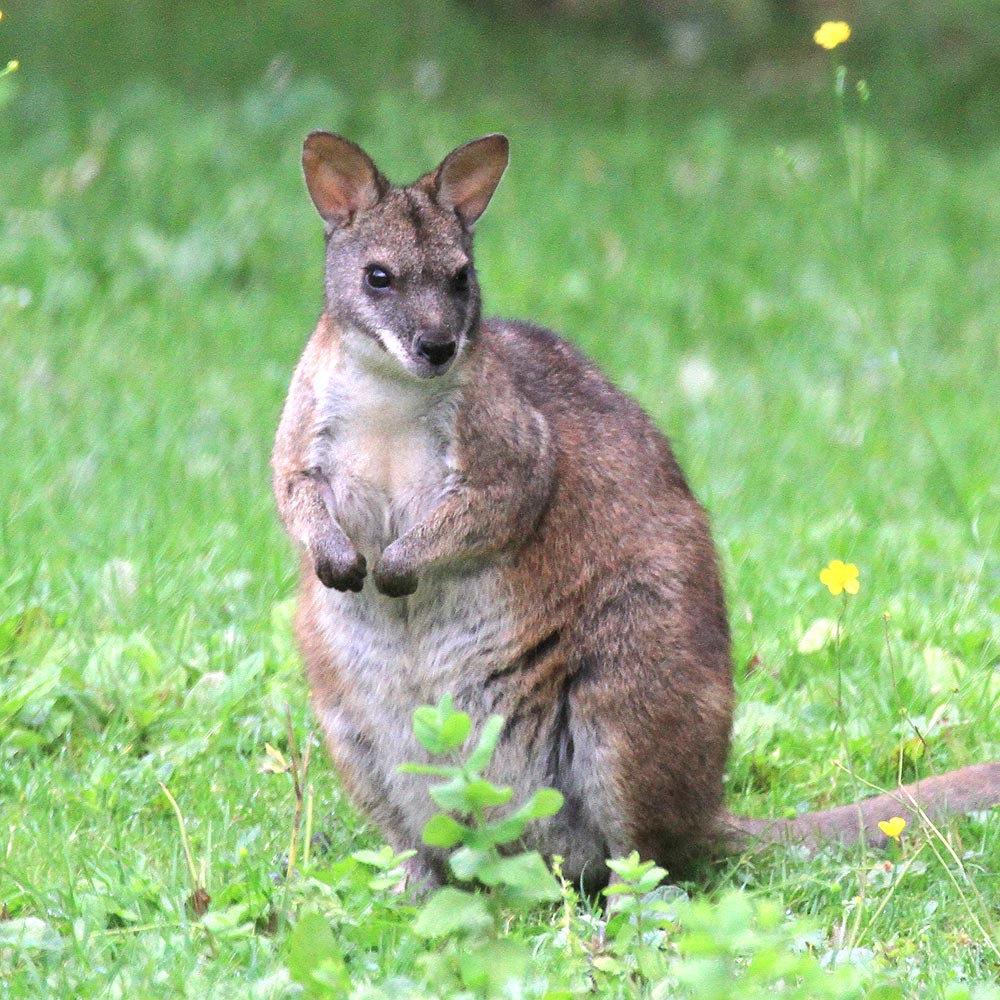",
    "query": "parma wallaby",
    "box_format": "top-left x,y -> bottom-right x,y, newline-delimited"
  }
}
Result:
272,131 -> 1000,890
